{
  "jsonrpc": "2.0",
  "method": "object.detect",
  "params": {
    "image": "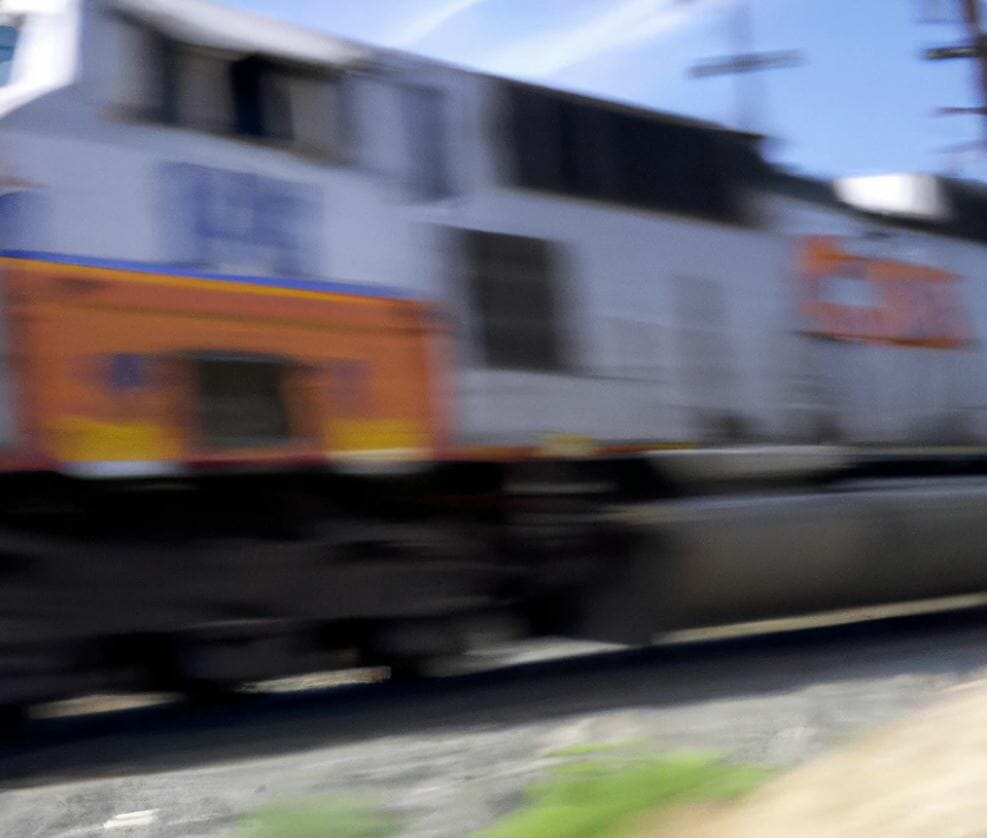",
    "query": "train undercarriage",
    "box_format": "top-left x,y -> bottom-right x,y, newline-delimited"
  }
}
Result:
0,458 -> 641,714
6,447 -> 987,717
